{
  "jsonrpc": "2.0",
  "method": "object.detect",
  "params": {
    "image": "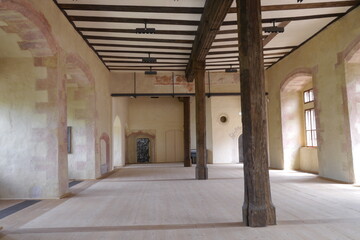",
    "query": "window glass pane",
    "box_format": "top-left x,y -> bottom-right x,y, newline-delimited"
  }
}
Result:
305,110 -> 311,130
312,131 -> 317,147
304,91 -> 309,103
309,89 -> 314,102
311,109 -> 316,130
306,131 -> 312,146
